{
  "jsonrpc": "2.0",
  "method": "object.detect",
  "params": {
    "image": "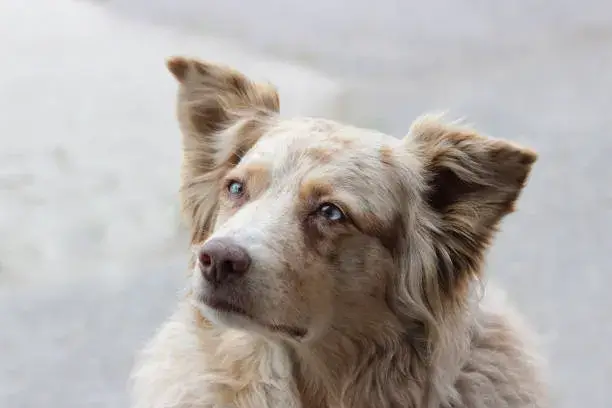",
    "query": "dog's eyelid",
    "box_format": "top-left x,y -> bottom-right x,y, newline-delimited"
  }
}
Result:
312,199 -> 354,223
224,176 -> 242,184
222,169 -> 244,183
222,172 -> 246,187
